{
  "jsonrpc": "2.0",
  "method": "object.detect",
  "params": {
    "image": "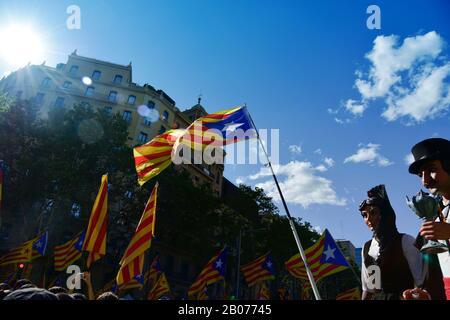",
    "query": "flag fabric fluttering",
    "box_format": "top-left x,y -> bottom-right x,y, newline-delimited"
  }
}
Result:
301,281 -> 312,300
119,255 -> 162,291
188,247 -> 227,297
336,287 -> 361,300
31,231 -> 49,260
176,106 -> 255,151
241,253 -> 275,287
258,282 -> 270,300
83,174 -> 108,268
197,284 -> 209,300
116,183 -> 158,286
285,229 -> 349,283
0,235 -> 40,266
147,272 -> 170,300
134,129 -> 185,186
54,231 -> 85,272
133,106 -> 255,186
